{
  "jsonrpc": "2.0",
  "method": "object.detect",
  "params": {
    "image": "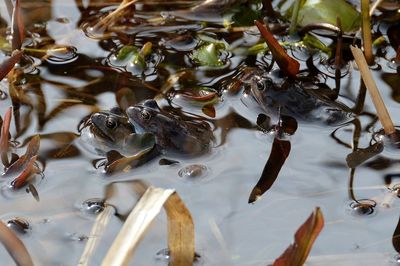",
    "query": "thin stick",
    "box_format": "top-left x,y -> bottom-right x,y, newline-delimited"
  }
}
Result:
78,206 -> 115,266
350,45 -> 395,135
95,0 -> 138,29
361,0 -> 373,65
369,0 -> 385,16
